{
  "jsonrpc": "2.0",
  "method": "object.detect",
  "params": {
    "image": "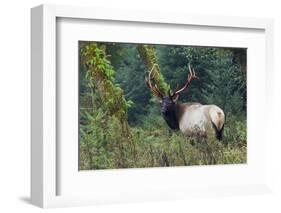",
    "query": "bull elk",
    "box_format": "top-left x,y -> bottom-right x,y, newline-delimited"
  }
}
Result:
145,64 -> 225,140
